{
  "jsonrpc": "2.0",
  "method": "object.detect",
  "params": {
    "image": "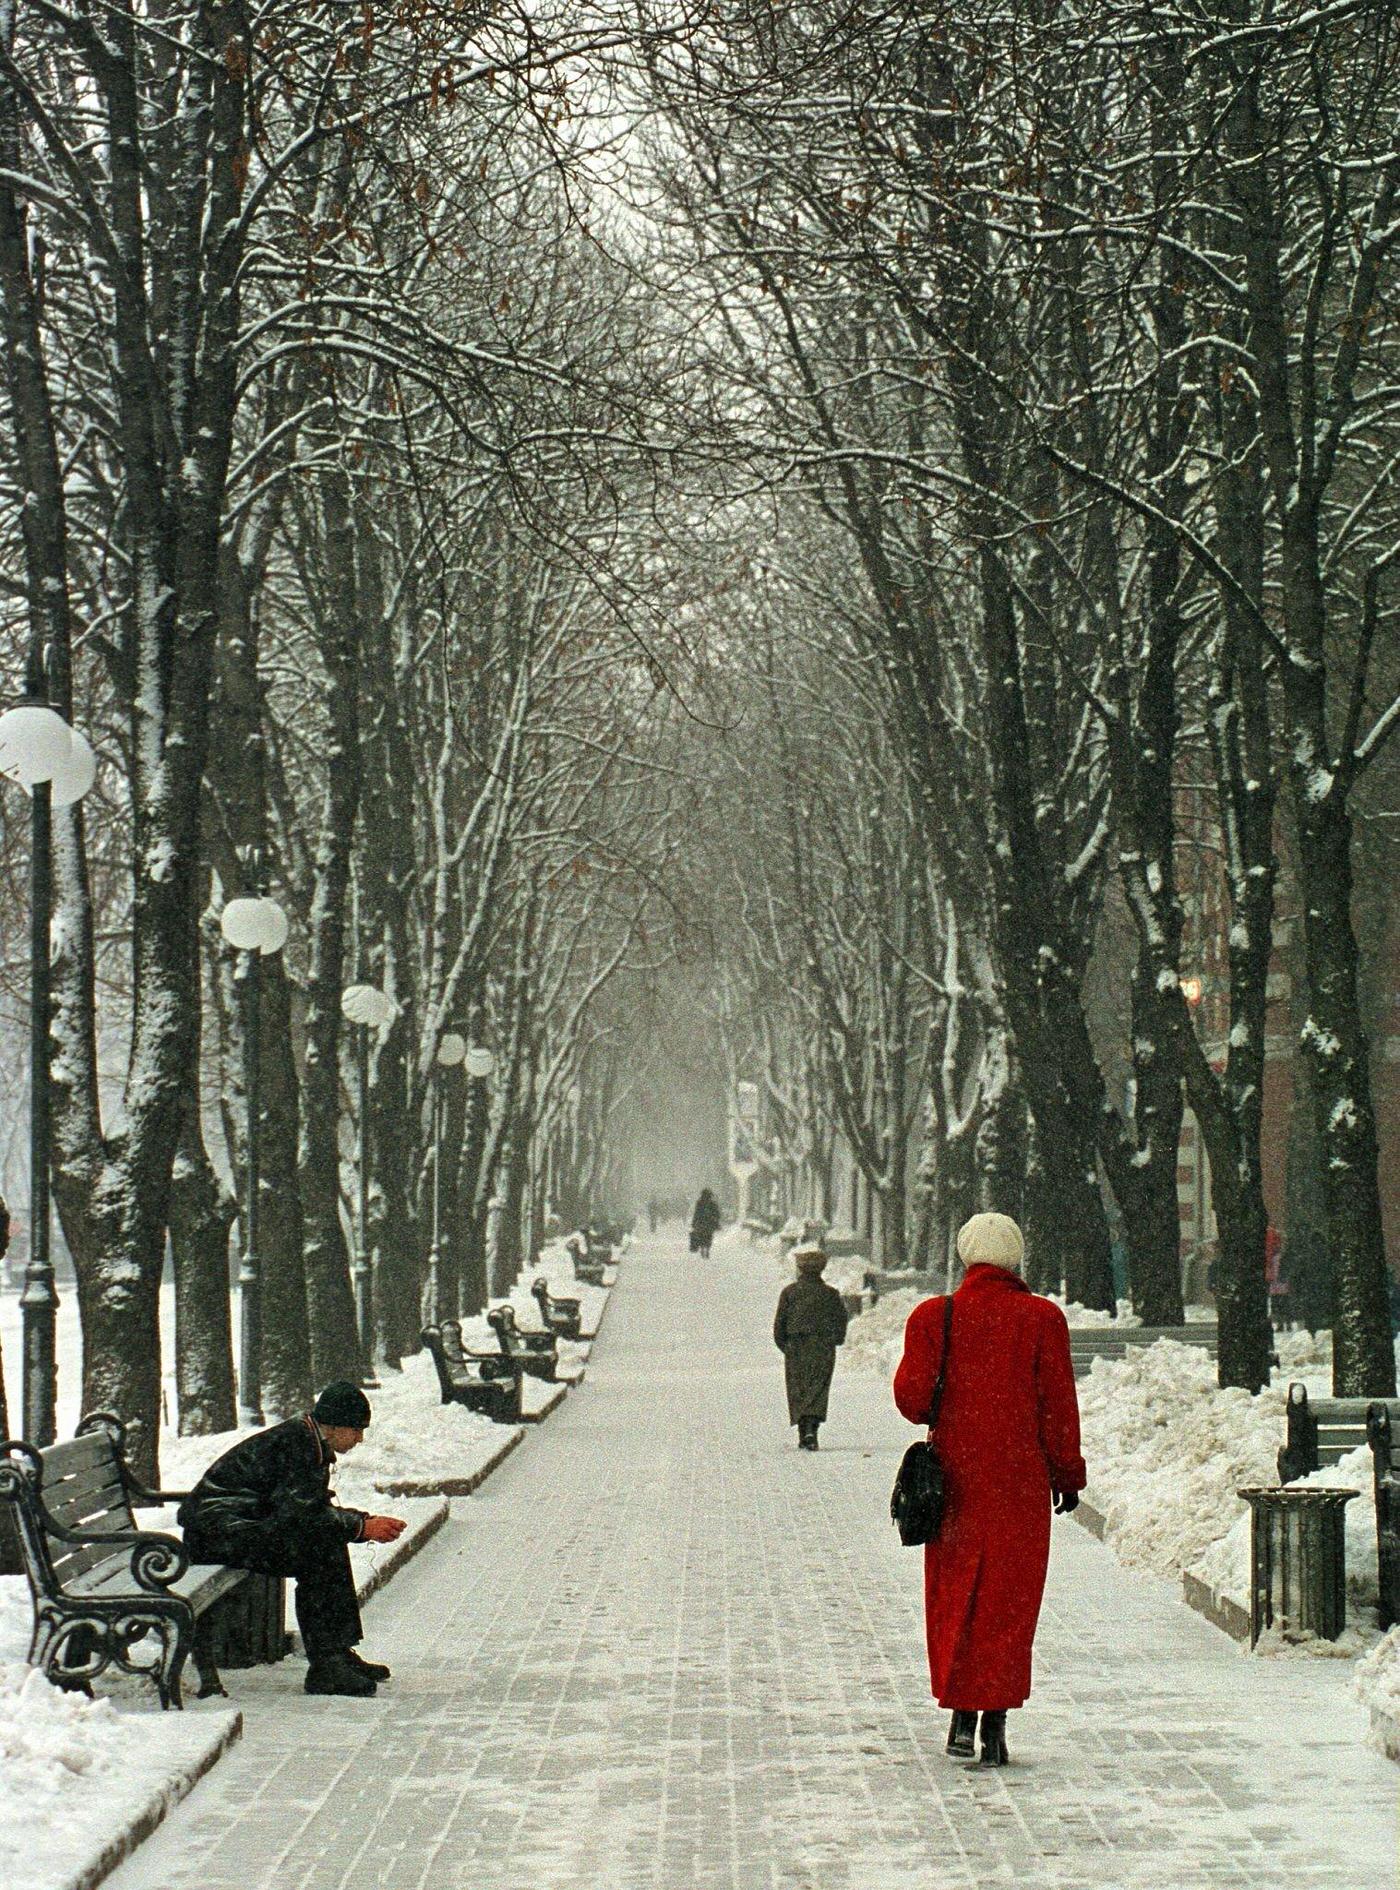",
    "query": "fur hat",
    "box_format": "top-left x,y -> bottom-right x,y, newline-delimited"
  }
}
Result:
955,1212 -> 1025,1273
791,1241 -> 828,1274
312,1381 -> 372,1428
